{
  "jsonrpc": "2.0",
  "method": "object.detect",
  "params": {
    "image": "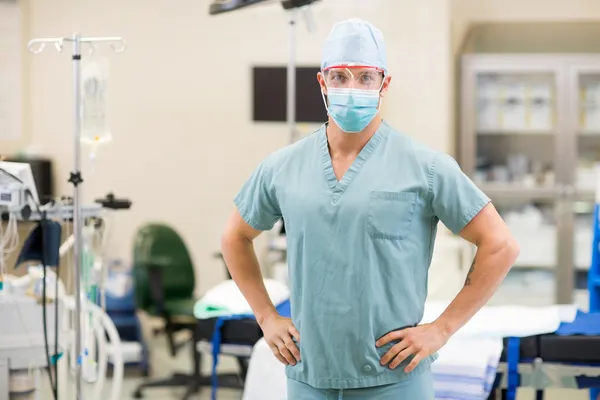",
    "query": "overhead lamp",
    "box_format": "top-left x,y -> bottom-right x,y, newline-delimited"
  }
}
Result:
208,0 -> 321,144
209,0 -> 269,16
209,0 -> 320,15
